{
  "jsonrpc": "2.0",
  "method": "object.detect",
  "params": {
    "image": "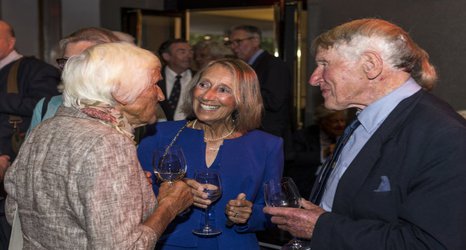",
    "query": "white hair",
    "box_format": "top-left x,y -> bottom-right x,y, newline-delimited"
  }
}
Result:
62,42 -> 160,108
